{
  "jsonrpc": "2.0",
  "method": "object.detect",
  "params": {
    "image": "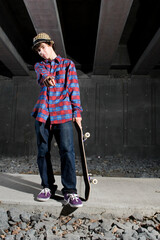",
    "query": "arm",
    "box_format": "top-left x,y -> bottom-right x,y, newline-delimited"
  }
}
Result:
34,62 -> 55,87
67,62 -> 83,127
